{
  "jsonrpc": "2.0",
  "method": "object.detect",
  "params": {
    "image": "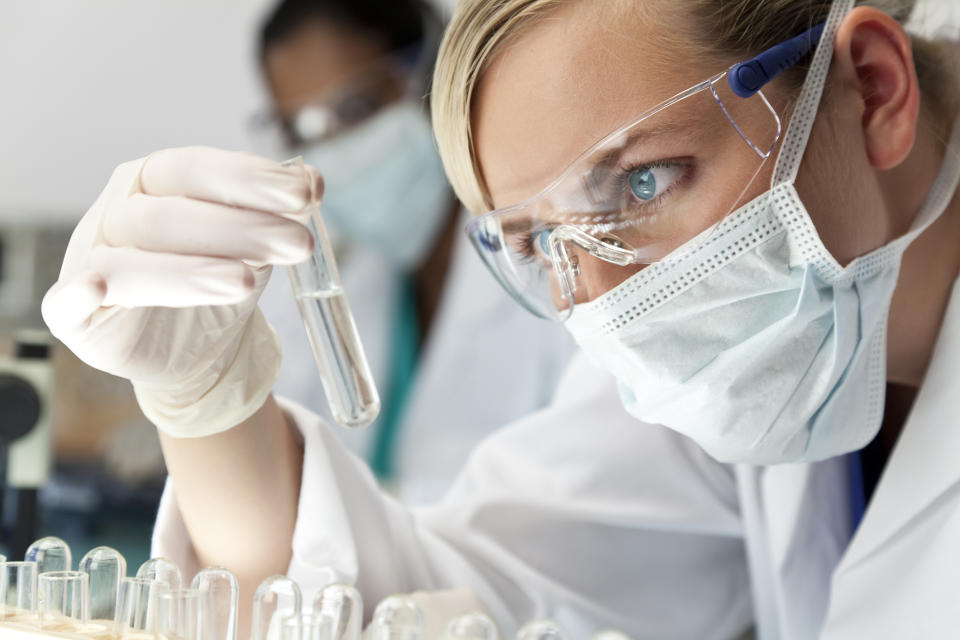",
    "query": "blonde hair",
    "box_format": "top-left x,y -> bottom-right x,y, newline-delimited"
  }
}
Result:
431,0 -> 959,215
